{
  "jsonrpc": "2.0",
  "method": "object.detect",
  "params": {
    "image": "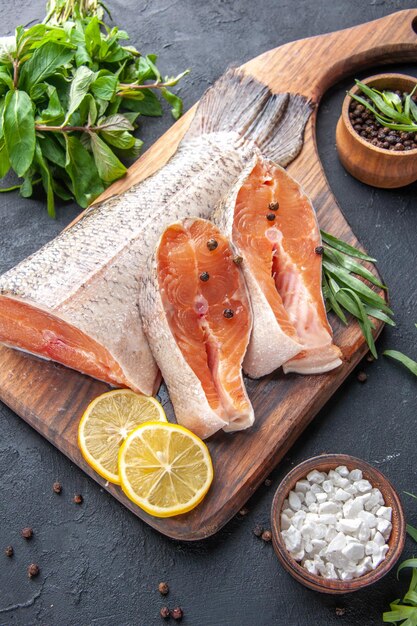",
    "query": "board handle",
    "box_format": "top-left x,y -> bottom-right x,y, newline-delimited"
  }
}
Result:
313,9 -> 417,101
245,9 -> 417,102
